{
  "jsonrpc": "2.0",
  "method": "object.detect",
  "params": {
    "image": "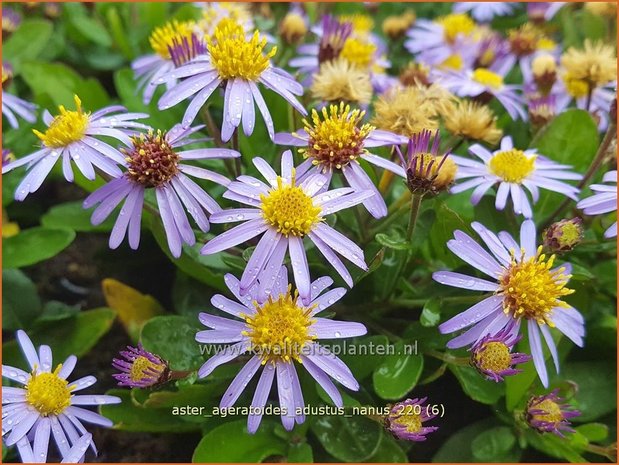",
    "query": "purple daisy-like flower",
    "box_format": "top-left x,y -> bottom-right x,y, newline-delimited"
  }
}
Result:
384,397 -> 439,442
577,170 -> 617,238
112,344 -> 170,388
470,325 -> 531,382
453,2 -> 516,22
2,6 -> 21,34
450,136 -> 582,218
201,149 -> 373,303
158,18 -> 306,142
83,124 -> 238,258
196,267 -> 367,433
527,2 -> 567,22
439,64 -> 527,120
2,62 -> 37,130
2,94 -> 150,201
2,330 -> 121,463
433,219 -> 585,387
132,20 -> 207,105
526,389 -> 580,437
274,103 -> 406,218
